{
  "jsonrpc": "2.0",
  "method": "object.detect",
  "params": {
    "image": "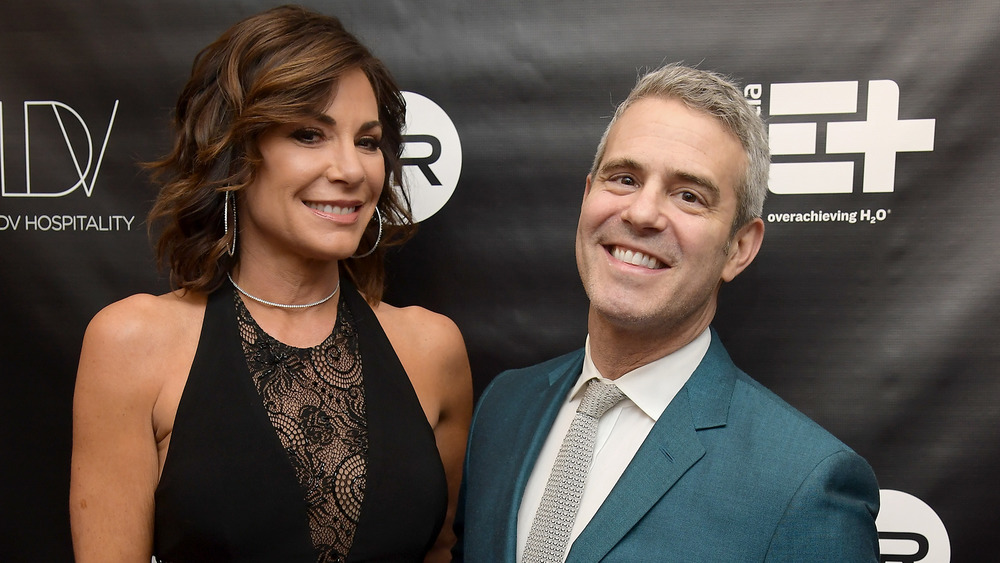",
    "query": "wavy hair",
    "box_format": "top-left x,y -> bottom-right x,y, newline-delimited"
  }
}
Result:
590,63 -> 769,234
147,4 -> 414,302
